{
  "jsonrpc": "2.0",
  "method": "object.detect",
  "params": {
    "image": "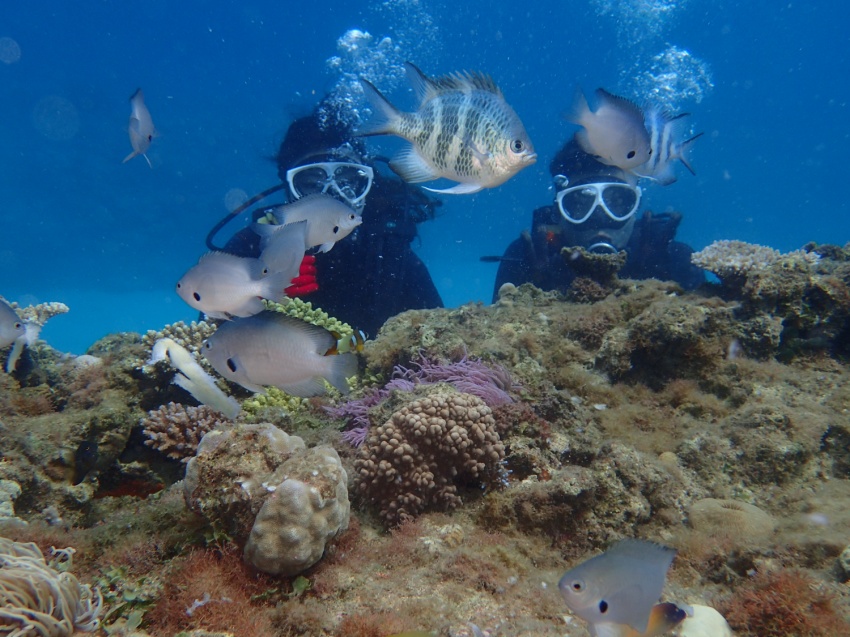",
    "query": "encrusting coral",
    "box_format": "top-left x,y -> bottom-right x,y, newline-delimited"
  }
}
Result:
0,537 -> 102,636
184,423 -> 350,576
353,387 -> 506,526
140,402 -> 231,462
